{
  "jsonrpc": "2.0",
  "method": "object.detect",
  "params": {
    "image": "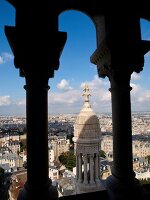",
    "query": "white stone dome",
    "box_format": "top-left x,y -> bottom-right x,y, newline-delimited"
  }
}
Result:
73,85 -> 101,142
